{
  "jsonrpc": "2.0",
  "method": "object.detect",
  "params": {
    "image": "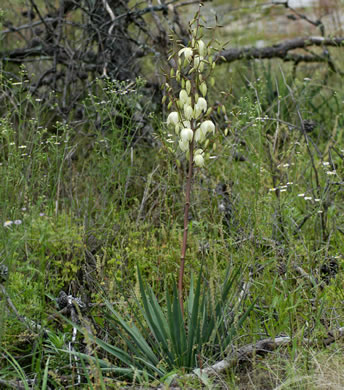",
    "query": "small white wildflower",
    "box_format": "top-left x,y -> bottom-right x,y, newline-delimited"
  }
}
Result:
287,182 -> 294,185
180,128 -> 193,143
283,163 -> 290,168
298,193 -> 305,197
178,47 -> 193,62
326,170 -> 336,175
322,162 -> 330,166
280,189 -> 287,192
14,220 -> 22,225
4,221 -> 13,227
9,142 -> 15,146
304,196 -> 312,200
304,78 -> 311,81
317,210 -> 323,214
39,212 -> 45,217
21,207 -> 27,211
314,199 -> 320,202
280,185 -> 288,189
18,145 -> 27,149
269,188 -> 277,192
